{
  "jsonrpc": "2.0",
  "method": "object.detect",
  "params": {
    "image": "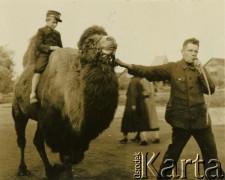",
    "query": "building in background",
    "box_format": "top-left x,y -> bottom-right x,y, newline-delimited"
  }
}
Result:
204,58 -> 225,89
